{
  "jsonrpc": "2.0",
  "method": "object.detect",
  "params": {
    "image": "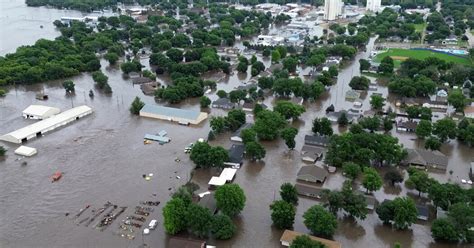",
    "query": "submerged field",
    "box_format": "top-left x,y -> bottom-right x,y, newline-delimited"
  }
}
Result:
374,48 -> 472,67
